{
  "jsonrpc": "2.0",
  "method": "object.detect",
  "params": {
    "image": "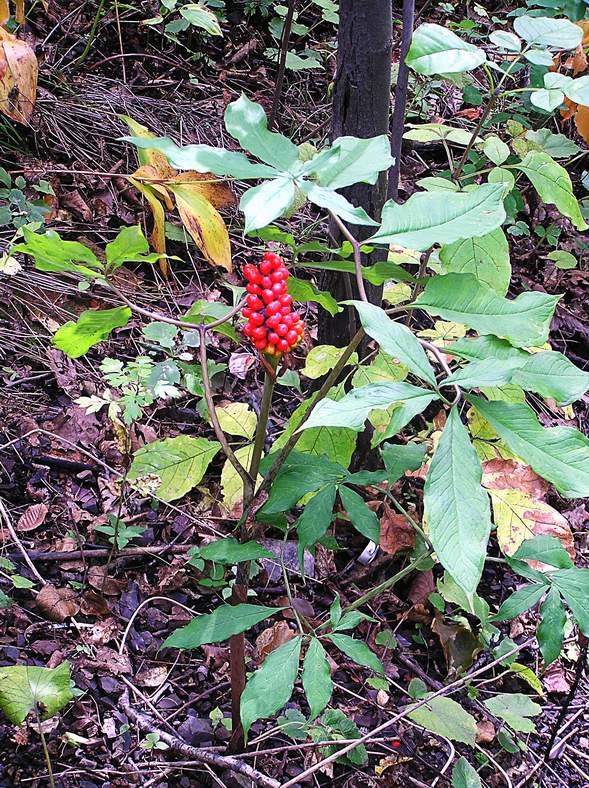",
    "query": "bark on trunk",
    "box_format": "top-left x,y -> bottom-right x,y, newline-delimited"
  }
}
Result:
318,0 -> 393,348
